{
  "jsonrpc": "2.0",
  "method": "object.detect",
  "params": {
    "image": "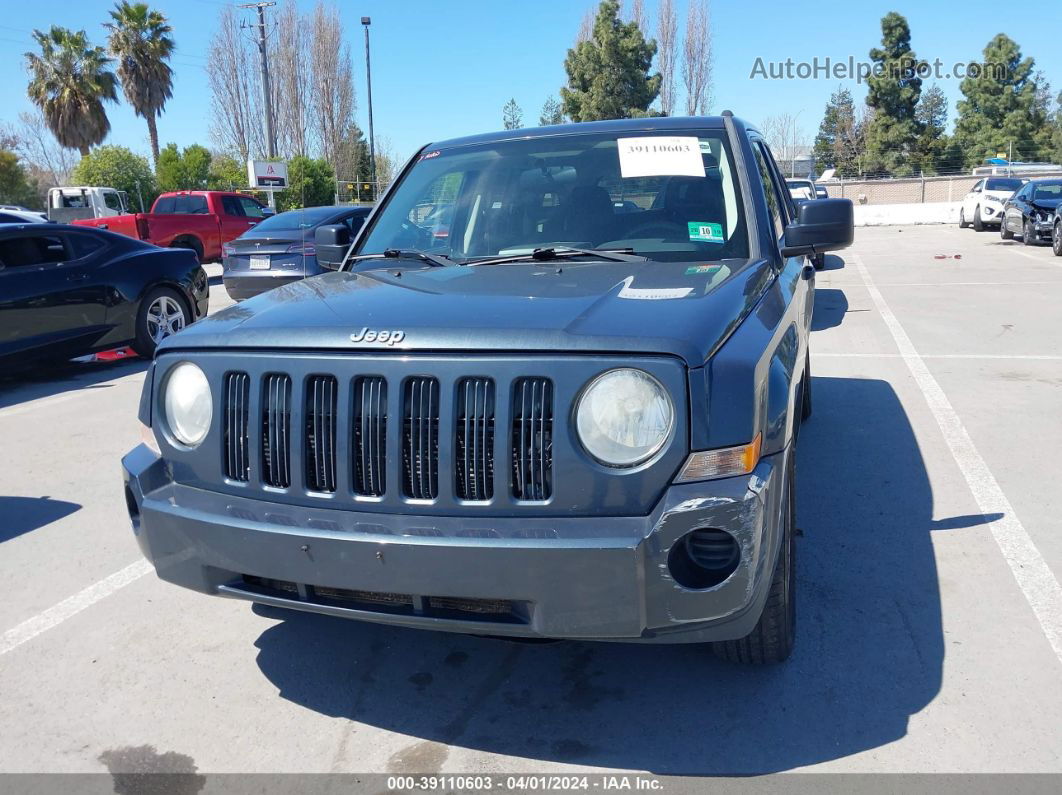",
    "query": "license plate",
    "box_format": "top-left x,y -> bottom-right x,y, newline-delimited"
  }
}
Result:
249,255 -> 271,270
